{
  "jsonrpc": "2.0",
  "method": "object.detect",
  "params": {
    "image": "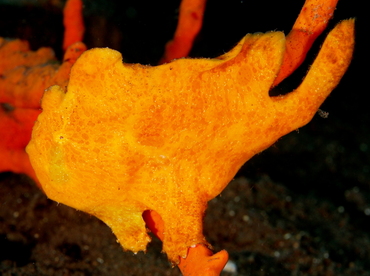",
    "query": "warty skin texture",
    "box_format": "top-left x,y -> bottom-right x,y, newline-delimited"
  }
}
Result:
27,19 -> 354,263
